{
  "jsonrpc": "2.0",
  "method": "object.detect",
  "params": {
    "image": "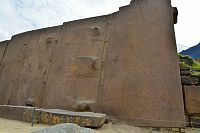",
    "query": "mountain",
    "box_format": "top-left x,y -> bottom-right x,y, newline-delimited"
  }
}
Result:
180,43 -> 200,60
